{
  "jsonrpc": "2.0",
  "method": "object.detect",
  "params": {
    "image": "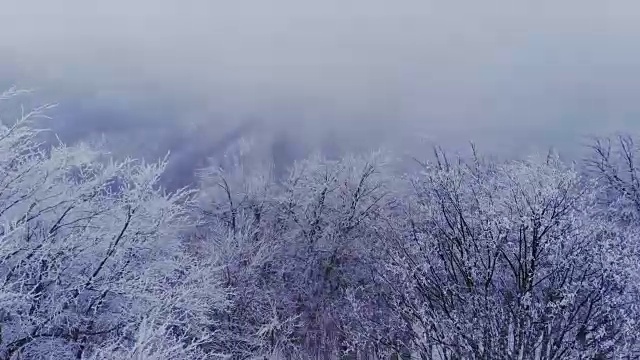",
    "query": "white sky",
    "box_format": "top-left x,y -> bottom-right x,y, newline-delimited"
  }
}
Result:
1,0 -> 639,157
